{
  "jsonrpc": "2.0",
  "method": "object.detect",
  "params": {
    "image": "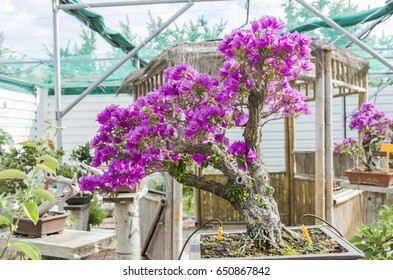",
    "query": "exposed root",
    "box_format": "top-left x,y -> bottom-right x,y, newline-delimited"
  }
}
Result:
282,225 -> 303,241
